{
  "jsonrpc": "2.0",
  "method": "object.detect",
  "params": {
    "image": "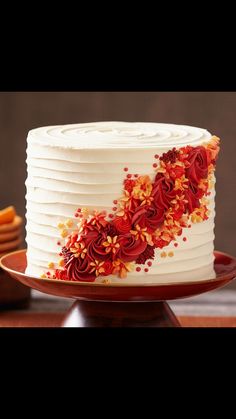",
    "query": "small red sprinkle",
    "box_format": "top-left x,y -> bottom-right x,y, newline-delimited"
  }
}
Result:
113,200 -> 118,205
147,261 -> 152,267
144,268 -> 149,273
153,163 -> 158,168
77,208 -> 81,212
174,243 -> 178,247
136,267 -> 141,272
57,241 -> 61,246
109,214 -> 114,218
124,167 -> 128,172
188,225 -> 191,228
59,252 -> 62,256
75,213 -> 79,217
183,237 -> 187,241
79,213 -> 83,217
112,207 -> 117,211
134,174 -> 139,178
154,154 -> 159,159
46,272 -> 50,276
127,174 -> 132,178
